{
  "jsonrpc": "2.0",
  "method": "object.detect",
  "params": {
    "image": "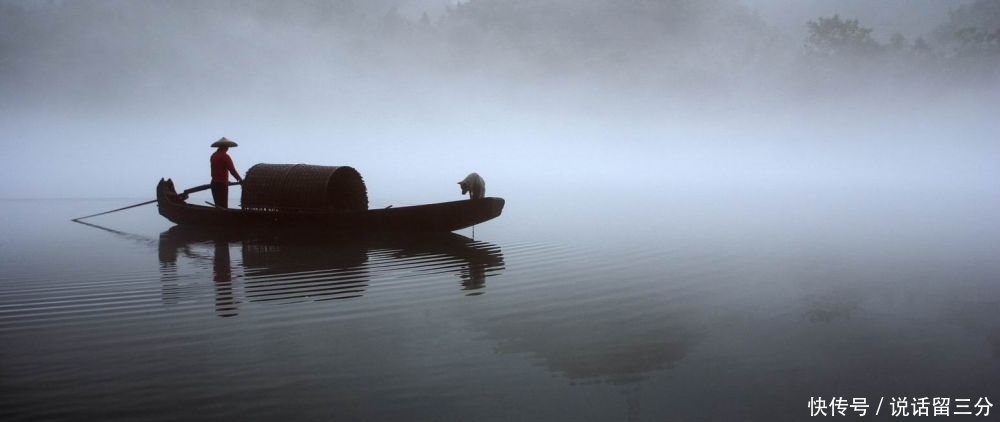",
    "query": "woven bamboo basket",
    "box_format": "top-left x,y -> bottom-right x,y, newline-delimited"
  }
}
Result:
241,164 -> 368,211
